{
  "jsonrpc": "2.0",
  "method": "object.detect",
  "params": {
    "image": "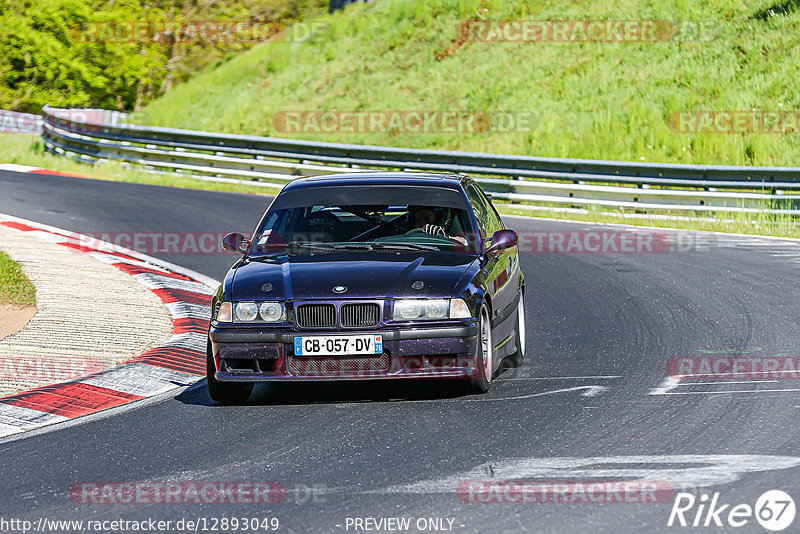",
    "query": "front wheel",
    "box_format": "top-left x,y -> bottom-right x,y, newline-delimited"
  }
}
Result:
469,306 -> 493,394
206,340 -> 253,404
